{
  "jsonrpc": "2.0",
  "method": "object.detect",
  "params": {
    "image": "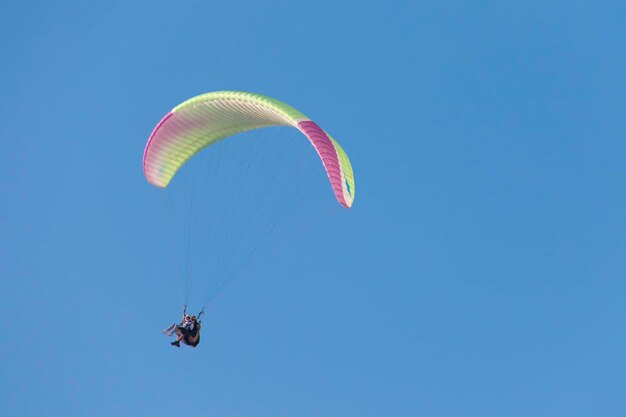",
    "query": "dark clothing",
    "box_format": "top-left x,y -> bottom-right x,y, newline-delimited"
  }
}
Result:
183,322 -> 201,347
184,332 -> 200,347
175,324 -> 189,334
186,324 -> 198,337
